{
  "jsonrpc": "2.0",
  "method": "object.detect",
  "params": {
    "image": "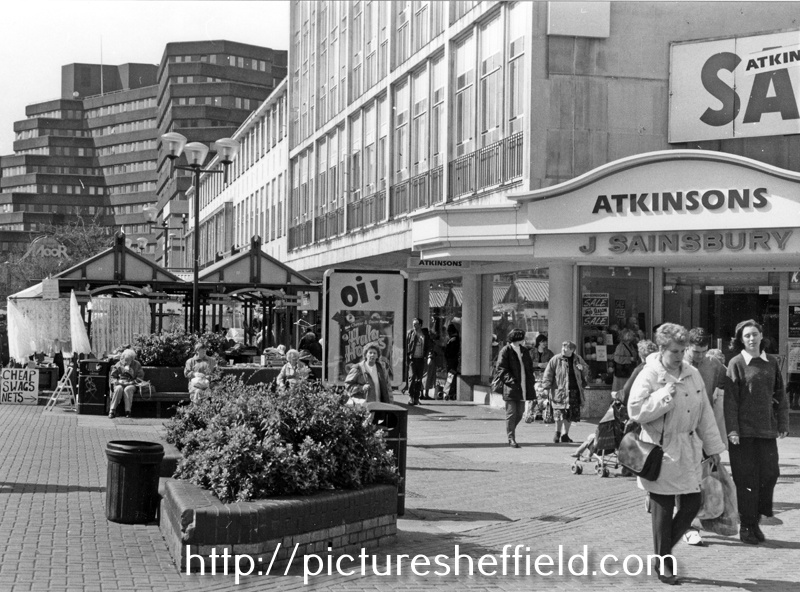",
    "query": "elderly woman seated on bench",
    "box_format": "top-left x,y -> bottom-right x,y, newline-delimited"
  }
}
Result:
109,349 -> 143,419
